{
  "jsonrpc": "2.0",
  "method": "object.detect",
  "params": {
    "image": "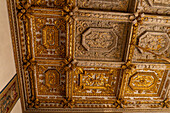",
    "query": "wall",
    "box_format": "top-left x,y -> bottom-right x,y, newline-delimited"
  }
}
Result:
11,99 -> 22,113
